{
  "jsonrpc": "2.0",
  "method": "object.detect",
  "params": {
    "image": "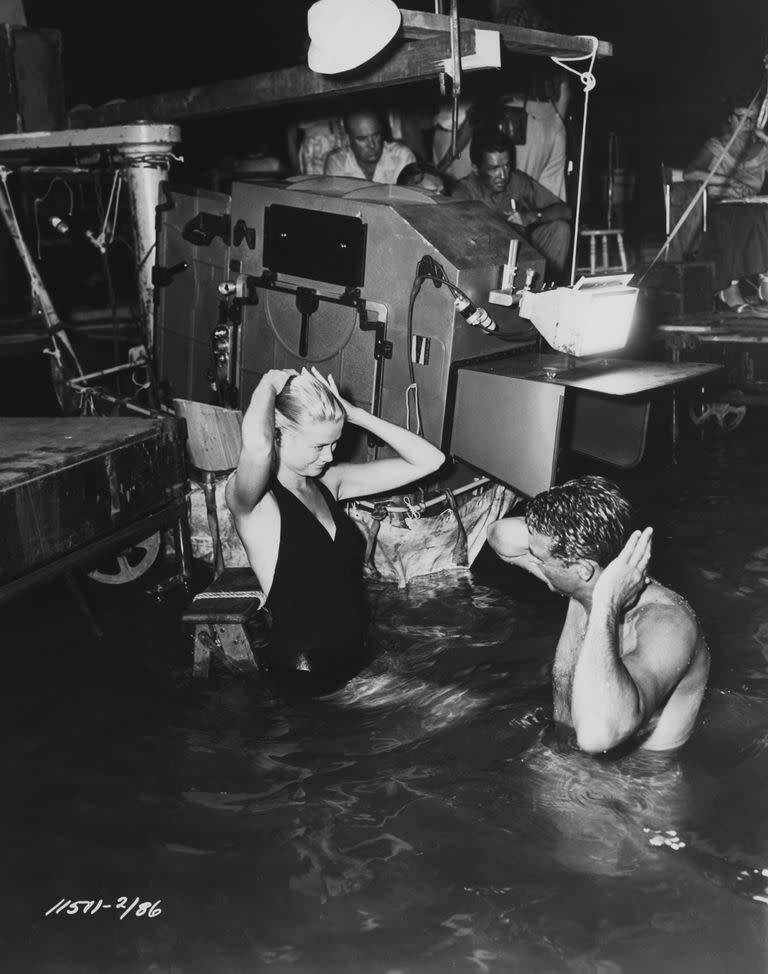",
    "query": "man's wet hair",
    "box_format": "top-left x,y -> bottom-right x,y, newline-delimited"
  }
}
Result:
525,475 -> 633,567
396,162 -> 447,192
469,126 -> 516,168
